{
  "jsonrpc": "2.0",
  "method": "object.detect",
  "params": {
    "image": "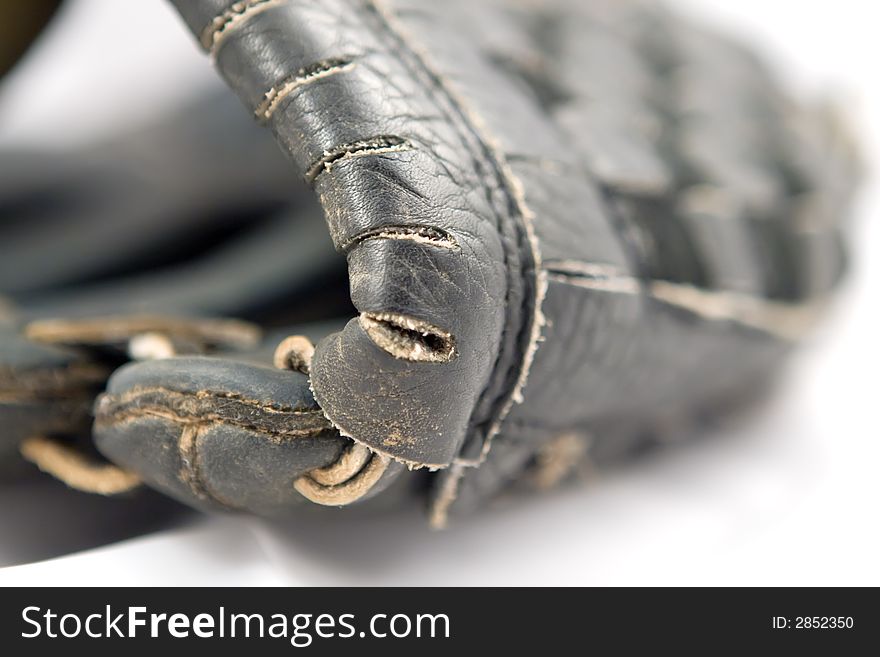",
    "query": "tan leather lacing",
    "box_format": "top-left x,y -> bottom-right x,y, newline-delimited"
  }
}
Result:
25,314 -> 261,351
273,334 -> 315,374
20,435 -> 141,495
294,450 -> 391,506
274,334 -> 389,505
307,442 -> 372,486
